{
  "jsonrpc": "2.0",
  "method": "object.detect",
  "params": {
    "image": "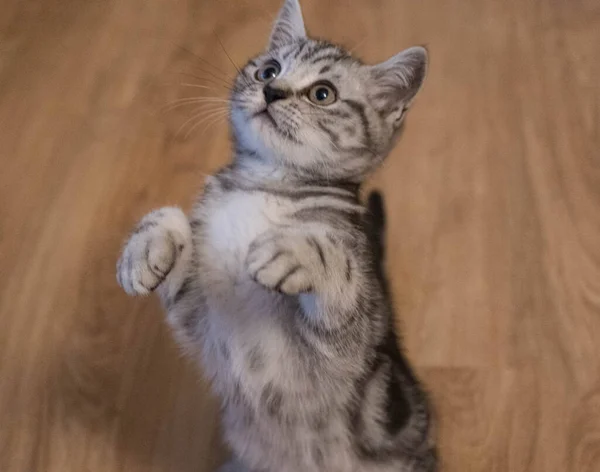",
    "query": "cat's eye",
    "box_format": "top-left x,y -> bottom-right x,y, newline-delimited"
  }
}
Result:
308,83 -> 337,106
255,61 -> 281,82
